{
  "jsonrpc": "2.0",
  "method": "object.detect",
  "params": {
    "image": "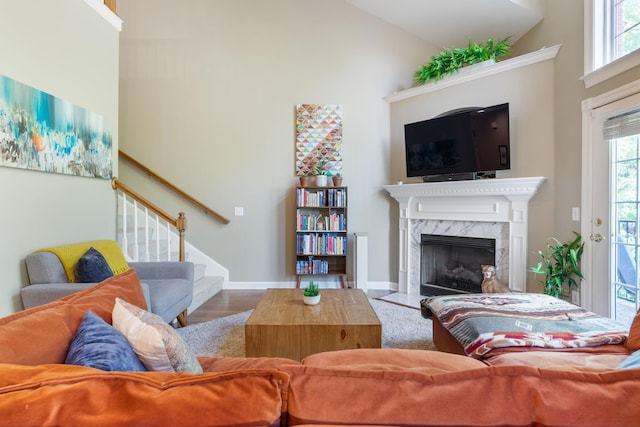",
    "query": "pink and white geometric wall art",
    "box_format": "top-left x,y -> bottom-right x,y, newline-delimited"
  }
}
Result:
295,104 -> 342,176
